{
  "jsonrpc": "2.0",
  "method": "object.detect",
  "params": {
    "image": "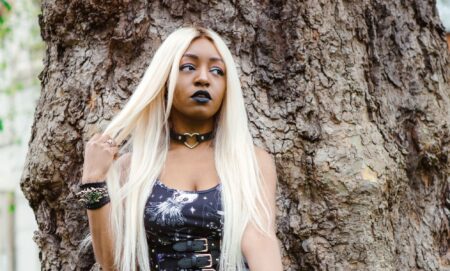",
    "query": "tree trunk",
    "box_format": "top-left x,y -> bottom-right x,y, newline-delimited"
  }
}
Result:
21,0 -> 450,270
